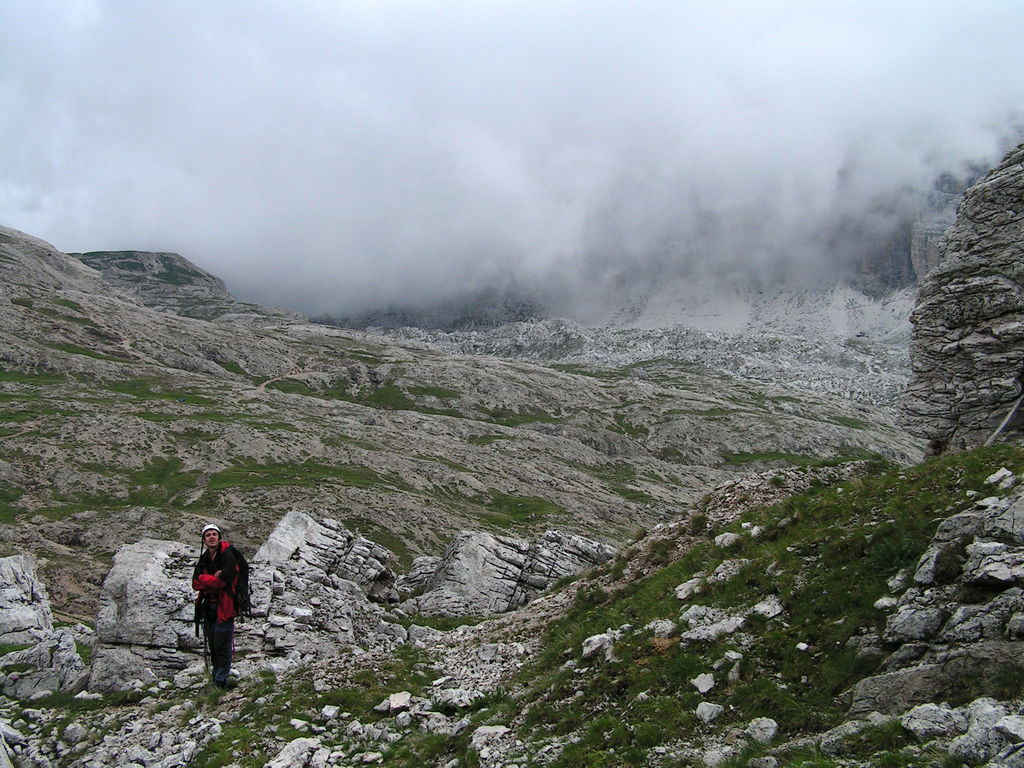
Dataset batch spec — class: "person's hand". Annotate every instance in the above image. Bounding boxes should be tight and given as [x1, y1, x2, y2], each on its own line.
[214, 570, 222, 579]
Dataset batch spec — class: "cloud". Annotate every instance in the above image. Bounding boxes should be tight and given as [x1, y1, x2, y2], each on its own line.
[1, 0, 1022, 318]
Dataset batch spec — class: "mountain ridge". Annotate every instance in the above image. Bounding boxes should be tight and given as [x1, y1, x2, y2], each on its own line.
[0, 224, 919, 623]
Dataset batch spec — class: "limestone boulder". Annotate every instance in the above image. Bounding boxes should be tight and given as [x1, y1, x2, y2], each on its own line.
[399, 529, 614, 617]
[88, 540, 200, 690]
[88, 511, 407, 691]
[0, 555, 54, 644]
[0, 629, 87, 698]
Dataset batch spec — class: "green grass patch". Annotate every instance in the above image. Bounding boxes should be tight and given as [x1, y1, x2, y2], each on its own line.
[0, 368, 68, 385]
[0, 406, 59, 436]
[0, 483, 24, 524]
[361, 383, 417, 410]
[550, 363, 629, 381]
[507, 445, 1024, 757]
[346, 349, 383, 364]
[39, 458, 201, 518]
[267, 378, 465, 417]
[0, 642, 32, 657]
[153, 258, 206, 285]
[830, 415, 871, 430]
[104, 379, 216, 405]
[343, 517, 415, 570]
[208, 461, 383, 491]
[478, 491, 564, 528]
[480, 406, 559, 427]
[46, 342, 130, 362]
[408, 385, 461, 399]
[721, 450, 855, 467]
[612, 412, 649, 439]
[218, 360, 251, 378]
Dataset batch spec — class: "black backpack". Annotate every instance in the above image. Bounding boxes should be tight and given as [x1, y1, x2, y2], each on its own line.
[226, 543, 252, 618]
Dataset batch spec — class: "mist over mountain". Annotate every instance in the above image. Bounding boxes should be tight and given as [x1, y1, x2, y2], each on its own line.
[3, 3, 1023, 324]
[324, 164, 969, 333]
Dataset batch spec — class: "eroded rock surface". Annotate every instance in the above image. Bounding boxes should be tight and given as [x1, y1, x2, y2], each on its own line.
[399, 529, 615, 617]
[903, 143, 1024, 453]
[0, 555, 53, 643]
[848, 470, 1024, 715]
[87, 511, 406, 691]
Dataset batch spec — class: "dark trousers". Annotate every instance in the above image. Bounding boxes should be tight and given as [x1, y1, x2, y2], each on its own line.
[203, 616, 234, 686]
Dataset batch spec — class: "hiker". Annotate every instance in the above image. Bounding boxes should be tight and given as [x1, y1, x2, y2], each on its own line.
[192, 523, 238, 689]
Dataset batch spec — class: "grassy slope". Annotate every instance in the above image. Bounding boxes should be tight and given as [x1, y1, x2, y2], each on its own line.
[18, 445, 1024, 768]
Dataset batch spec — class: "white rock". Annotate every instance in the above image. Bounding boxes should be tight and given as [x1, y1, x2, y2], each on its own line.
[433, 688, 485, 709]
[264, 737, 322, 768]
[387, 691, 412, 713]
[691, 673, 715, 694]
[986, 468, 1014, 486]
[702, 747, 729, 766]
[645, 619, 677, 638]
[745, 717, 778, 744]
[752, 595, 784, 619]
[0, 555, 54, 643]
[680, 615, 745, 643]
[470, 725, 510, 751]
[976, 496, 1007, 509]
[949, 698, 1008, 763]
[796, 642, 809, 652]
[675, 577, 705, 601]
[477, 644, 501, 661]
[995, 715, 1024, 743]
[901, 703, 967, 740]
[714, 533, 742, 549]
[873, 596, 898, 611]
[581, 632, 618, 661]
[695, 702, 724, 723]
[62, 722, 88, 745]
[709, 559, 751, 583]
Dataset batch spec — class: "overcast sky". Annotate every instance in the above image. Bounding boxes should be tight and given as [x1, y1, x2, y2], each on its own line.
[2, 1, 1023, 318]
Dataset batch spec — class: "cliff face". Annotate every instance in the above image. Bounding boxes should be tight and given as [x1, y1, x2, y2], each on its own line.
[902, 144, 1024, 453]
[74, 250, 305, 325]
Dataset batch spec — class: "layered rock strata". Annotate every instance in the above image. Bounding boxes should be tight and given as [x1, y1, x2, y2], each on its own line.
[87, 511, 407, 691]
[0, 555, 53, 643]
[902, 143, 1024, 454]
[84, 511, 611, 689]
[0, 555, 90, 699]
[398, 529, 615, 617]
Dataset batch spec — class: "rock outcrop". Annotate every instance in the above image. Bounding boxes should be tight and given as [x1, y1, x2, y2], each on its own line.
[0, 555, 53, 643]
[902, 143, 1024, 454]
[0, 223, 923, 625]
[399, 530, 615, 617]
[847, 469, 1024, 715]
[0, 556, 90, 699]
[74, 250, 305, 326]
[87, 511, 407, 691]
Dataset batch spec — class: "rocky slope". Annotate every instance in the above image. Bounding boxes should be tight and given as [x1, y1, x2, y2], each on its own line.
[5, 447, 1024, 768]
[387, 283, 914, 409]
[74, 250, 305, 325]
[0, 225, 919, 623]
[902, 142, 1024, 454]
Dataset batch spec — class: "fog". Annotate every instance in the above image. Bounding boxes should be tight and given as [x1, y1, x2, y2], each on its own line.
[2, 1, 1022, 320]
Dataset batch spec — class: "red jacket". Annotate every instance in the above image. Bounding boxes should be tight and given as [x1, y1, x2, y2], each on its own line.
[192, 540, 238, 623]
